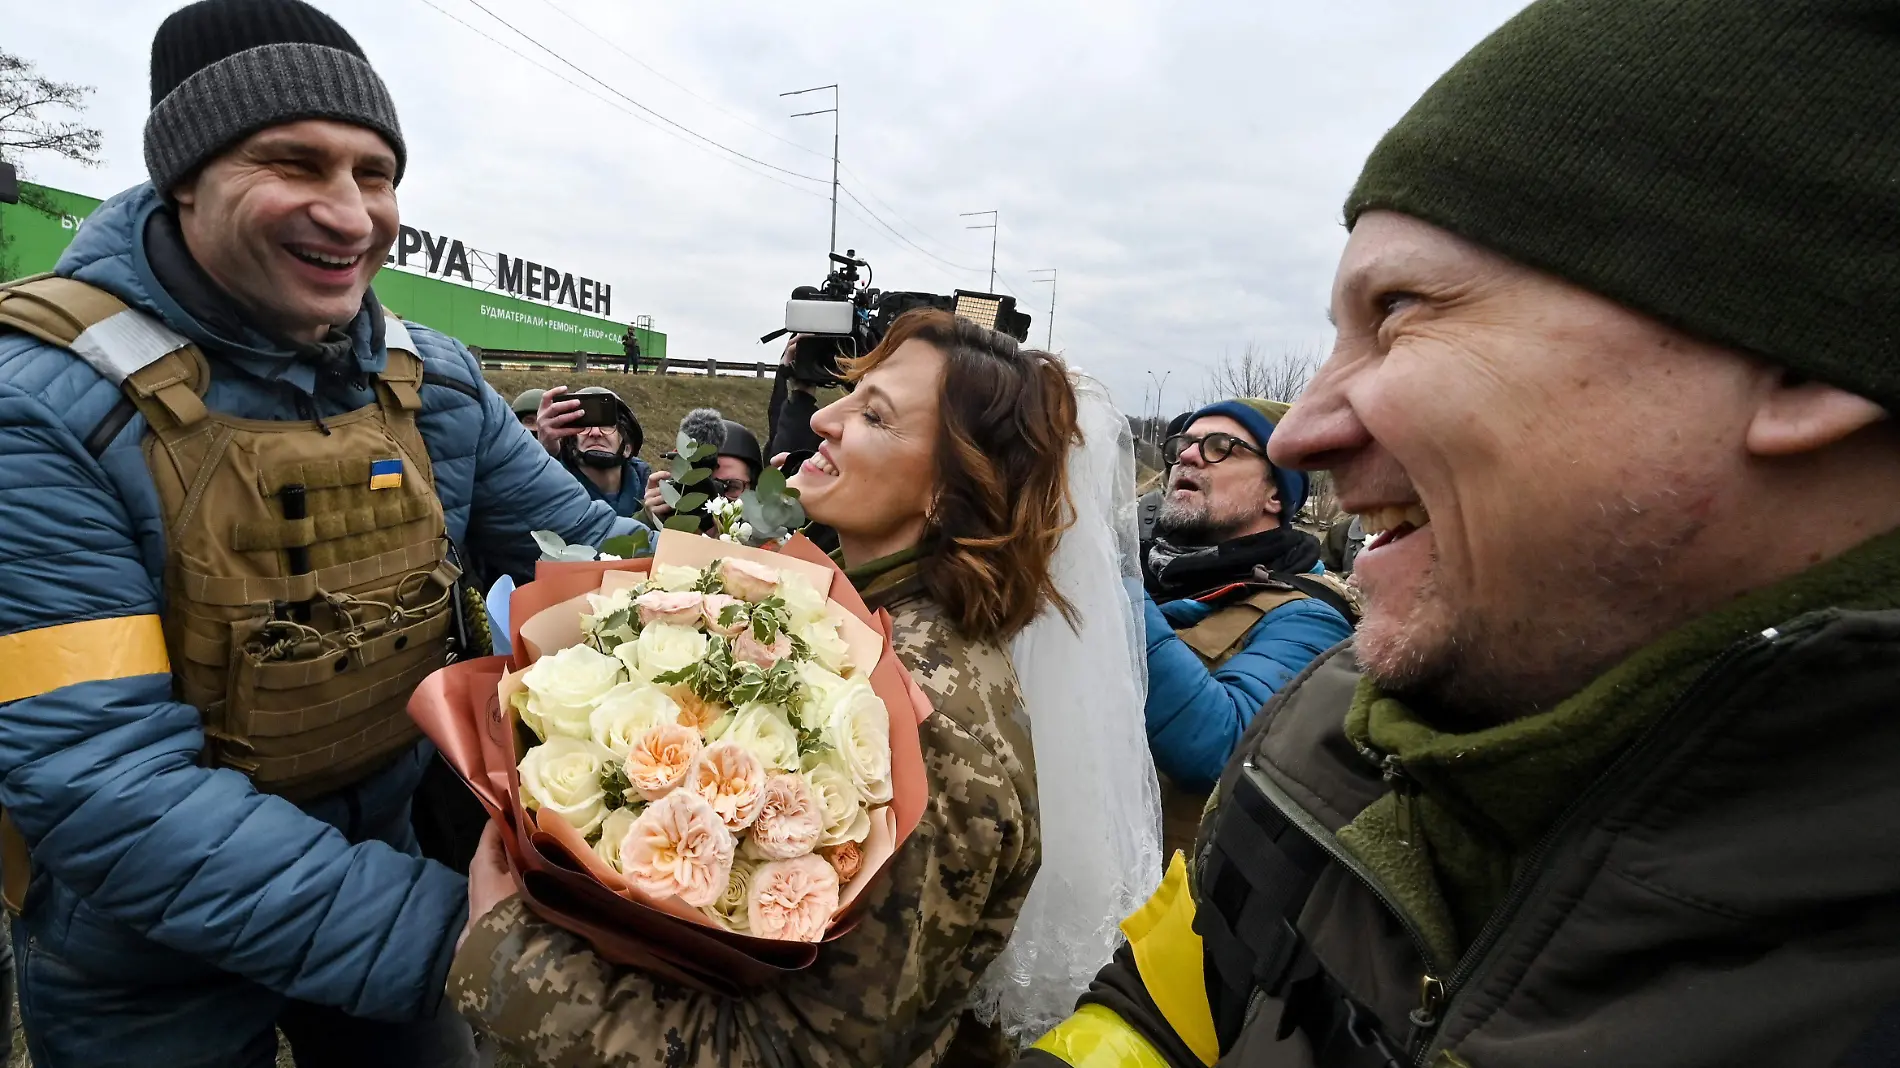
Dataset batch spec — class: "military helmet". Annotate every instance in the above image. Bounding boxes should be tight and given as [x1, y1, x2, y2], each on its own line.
[510, 388, 545, 417]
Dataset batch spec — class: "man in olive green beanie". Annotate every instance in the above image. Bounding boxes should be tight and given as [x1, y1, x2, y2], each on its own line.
[1021, 3, 1900, 1067]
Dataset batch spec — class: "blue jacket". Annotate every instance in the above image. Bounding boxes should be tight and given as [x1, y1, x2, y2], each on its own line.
[0, 184, 640, 1020]
[1144, 589, 1352, 790]
[572, 455, 653, 519]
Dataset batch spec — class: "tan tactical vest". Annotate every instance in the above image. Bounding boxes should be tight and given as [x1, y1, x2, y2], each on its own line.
[1160, 584, 1317, 862]
[0, 276, 457, 805]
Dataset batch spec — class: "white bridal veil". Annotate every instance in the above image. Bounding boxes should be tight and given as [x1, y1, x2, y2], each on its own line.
[972, 376, 1164, 1043]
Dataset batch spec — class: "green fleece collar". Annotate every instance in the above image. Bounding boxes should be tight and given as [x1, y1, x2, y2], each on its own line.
[839, 545, 924, 603]
[1338, 526, 1900, 963]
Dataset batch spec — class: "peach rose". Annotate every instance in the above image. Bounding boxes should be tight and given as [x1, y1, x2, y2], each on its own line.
[719, 558, 781, 602]
[625, 723, 702, 801]
[701, 594, 746, 638]
[822, 841, 864, 882]
[731, 630, 793, 669]
[676, 689, 727, 733]
[748, 854, 840, 943]
[636, 590, 704, 628]
[687, 740, 767, 832]
[745, 773, 824, 861]
[620, 789, 735, 908]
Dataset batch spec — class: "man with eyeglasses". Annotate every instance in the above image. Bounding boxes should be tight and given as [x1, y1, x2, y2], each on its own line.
[1141, 399, 1353, 860]
[641, 416, 764, 529]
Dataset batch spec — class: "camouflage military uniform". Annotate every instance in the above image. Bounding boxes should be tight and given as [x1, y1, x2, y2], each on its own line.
[450, 561, 1041, 1067]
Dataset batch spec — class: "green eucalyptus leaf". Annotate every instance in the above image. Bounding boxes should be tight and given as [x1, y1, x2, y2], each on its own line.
[660, 481, 683, 508]
[678, 467, 711, 486]
[599, 532, 653, 559]
[757, 466, 787, 495]
[665, 514, 703, 533]
[531, 529, 572, 560]
[675, 492, 709, 514]
[676, 430, 696, 457]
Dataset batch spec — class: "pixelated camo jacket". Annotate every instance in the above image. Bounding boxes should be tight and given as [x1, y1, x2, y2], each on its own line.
[450, 568, 1041, 1067]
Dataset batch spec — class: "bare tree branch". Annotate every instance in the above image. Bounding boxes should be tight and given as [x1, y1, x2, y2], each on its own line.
[0, 48, 105, 174]
[1195, 341, 1321, 407]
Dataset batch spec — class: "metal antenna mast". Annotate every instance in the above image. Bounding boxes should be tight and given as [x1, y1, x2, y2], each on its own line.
[1030, 268, 1057, 349]
[782, 84, 840, 252]
[960, 210, 998, 291]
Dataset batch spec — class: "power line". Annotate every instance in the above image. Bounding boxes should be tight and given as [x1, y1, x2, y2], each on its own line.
[837, 161, 970, 259]
[529, 0, 833, 161]
[839, 185, 985, 275]
[471, 0, 1010, 284]
[451, 0, 829, 185]
[418, 0, 828, 200]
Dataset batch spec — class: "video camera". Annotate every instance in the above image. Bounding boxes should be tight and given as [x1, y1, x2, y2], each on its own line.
[760, 249, 1032, 388]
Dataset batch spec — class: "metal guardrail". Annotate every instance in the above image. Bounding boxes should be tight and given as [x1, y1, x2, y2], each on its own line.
[473, 348, 776, 378]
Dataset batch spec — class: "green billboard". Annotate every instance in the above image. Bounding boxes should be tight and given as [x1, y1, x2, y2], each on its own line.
[0, 181, 662, 359]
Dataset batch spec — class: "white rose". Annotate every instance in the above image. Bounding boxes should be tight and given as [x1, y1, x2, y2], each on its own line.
[593, 805, 641, 871]
[589, 682, 685, 754]
[792, 660, 849, 727]
[797, 618, 852, 675]
[776, 572, 829, 631]
[581, 586, 635, 627]
[721, 702, 802, 773]
[647, 564, 703, 593]
[520, 644, 625, 741]
[618, 623, 709, 684]
[802, 751, 871, 847]
[519, 735, 620, 836]
[821, 678, 893, 805]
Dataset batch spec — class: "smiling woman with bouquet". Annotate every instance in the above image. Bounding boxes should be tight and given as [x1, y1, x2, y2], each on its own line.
[449, 309, 1161, 1066]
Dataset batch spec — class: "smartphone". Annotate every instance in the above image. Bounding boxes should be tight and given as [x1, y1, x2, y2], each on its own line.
[573, 393, 620, 428]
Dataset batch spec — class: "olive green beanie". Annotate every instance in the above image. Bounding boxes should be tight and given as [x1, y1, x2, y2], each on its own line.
[1346, 0, 1900, 412]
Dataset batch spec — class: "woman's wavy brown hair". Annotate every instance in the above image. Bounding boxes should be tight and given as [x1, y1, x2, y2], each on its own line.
[843, 308, 1080, 644]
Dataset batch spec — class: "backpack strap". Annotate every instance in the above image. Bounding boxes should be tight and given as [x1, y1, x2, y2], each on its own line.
[376, 317, 424, 411]
[0, 275, 194, 385]
[0, 275, 211, 432]
[1267, 570, 1362, 627]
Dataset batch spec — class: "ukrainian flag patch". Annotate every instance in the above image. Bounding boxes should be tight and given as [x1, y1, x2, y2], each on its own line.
[368, 458, 404, 491]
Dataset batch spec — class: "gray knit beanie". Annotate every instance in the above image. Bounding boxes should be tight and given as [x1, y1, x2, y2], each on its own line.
[144, 0, 405, 195]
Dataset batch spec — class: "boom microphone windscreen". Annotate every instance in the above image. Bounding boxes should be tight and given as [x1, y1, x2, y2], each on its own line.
[679, 408, 729, 450]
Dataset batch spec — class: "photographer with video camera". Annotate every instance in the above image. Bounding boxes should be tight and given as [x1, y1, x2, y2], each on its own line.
[535, 384, 652, 518]
[761, 249, 1034, 481]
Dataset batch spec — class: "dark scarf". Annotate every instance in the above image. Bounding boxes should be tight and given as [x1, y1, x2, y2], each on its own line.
[1143, 525, 1322, 602]
[143, 208, 367, 387]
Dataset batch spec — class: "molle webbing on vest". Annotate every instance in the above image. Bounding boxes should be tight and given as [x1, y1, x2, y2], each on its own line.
[123, 341, 453, 802]
[0, 275, 456, 803]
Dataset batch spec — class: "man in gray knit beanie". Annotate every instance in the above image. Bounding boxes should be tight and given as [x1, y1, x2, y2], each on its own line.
[134, 0, 406, 348]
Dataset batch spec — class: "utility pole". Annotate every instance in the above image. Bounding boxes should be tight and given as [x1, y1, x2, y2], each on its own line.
[782, 84, 840, 252]
[1147, 369, 1172, 451]
[1029, 268, 1057, 349]
[960, 210, 998, 291]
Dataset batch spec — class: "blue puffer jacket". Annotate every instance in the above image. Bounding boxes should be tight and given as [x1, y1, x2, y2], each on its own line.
[1144, 590, 1352, 790]
[0, 184, 640, 1020]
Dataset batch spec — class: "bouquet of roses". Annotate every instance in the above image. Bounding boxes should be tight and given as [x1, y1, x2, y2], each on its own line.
[410, 530, 930, 987]
[517, 551, 892, 940]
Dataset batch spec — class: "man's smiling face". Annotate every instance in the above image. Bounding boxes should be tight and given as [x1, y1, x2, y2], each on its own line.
[1271, 211, 1769, 721]
[174, 119, 398, 343]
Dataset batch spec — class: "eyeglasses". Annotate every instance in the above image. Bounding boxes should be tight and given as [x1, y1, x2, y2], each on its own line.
[1163, 432, 1265, 466]
[707, 477, 751, 498]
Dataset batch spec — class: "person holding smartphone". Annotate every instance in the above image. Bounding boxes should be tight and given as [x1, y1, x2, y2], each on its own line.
[536, 385, 652, 518]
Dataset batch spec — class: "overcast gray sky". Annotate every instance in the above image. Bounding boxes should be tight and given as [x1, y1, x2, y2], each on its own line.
[9, 0, 1525, 415]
